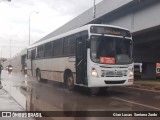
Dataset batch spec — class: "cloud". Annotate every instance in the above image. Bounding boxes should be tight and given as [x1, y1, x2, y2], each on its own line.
[0, 0, 103, 58]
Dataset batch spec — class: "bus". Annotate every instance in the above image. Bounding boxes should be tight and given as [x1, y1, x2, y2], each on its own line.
[27, 24, 134, 90]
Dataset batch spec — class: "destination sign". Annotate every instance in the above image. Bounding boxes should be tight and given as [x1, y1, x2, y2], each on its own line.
[100, 57, 115, 64]
[90, 26, 131, 37]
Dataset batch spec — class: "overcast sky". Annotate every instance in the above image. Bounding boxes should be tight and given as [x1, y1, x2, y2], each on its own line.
[0, 0, 102, 58]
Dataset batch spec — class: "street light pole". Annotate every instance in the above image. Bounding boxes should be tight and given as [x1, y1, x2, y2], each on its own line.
[29, 11, 39, 46]
[93, 0, 96, 19]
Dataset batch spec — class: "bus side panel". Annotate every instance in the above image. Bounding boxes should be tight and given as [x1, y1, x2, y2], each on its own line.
[33, 57, 76, 83]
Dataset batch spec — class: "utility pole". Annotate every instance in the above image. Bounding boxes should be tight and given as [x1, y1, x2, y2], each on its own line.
[29, 11, 39, 46]
[0, 0, 11, 2]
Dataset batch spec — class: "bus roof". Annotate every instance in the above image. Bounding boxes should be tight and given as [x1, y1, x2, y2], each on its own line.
[28, 24, 130, 49]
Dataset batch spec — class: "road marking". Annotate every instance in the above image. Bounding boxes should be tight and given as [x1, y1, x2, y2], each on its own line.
[127, 86, 160, 93]
[112, 97, 160, 111]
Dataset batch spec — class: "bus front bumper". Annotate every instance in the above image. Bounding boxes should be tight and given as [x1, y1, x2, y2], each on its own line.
[88, 77, 134, 87]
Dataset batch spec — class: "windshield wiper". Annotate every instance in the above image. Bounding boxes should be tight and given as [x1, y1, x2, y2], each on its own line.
[77, 59, 83, 67]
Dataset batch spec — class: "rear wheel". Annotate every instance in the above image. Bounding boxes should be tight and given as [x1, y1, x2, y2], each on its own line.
[36, 69, 41, 82]
[64, 72, 74, 90]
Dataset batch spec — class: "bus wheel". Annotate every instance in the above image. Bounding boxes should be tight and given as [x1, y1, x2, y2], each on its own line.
[36, 70, 41, 82]
[66, 73, 74, 90]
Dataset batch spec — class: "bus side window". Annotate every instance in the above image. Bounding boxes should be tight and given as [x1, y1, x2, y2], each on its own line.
[53, 39, 63, 57]
[37, 45, 44, 58]
[44, 42, 52, 57]
[69, 35, 76, 55]
[63, 38, 69, 56]
[63, 35, 76, 56]
[31, 49, 36, 60]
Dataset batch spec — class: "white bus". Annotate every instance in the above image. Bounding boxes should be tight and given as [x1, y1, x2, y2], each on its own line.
[27, 24, 134, 90]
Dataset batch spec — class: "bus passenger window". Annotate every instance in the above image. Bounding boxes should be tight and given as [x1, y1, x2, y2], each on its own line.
[37, 45, 44, 58]
[63, 36, 76, 56]
[53, 39, 63, 57]
[31, 49, 36, 60]
[69, 36, 76, 55]
[63, 38, 69, 55]
[45, 42, 52, 57]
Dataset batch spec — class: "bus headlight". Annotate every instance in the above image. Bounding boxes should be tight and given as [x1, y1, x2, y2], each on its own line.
[91, 68, 98, 77]
[130, 68, 134, 77]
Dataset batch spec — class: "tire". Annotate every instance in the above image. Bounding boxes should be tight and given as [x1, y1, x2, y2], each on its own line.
[65, 73, 74, 90]
[36, 70, 41, 82]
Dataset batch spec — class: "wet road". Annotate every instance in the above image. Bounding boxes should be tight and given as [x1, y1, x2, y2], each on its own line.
[0, 71, 34, 120]
[1, 71, 160, 120]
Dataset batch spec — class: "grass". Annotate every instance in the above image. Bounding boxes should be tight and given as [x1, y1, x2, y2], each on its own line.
[134, 80, 160, 86]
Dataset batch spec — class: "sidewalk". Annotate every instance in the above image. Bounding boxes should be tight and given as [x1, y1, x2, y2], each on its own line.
[0, 86, 24, 111]
[0, 87, 35, 120]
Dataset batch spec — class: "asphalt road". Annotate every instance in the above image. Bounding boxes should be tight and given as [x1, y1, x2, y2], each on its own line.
[1, 71, 160, 120]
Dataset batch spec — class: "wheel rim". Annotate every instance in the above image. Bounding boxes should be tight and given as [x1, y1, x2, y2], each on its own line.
[37, 71, 41, 81]
[37, 75, 40, 81]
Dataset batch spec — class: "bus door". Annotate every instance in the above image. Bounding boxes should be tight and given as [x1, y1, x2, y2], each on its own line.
[28, 48, 36, 76]
[76, 36, 87, 85]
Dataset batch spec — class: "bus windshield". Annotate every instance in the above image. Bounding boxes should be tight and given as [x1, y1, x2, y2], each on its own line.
[90, 35, 132, 64]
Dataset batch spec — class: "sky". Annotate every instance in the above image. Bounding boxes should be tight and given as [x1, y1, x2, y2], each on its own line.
[0, 0, 102, 58]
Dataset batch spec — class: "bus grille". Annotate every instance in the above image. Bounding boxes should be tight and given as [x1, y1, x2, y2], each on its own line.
[105, 80, 126, 84]
[101, 70, 127, 77]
